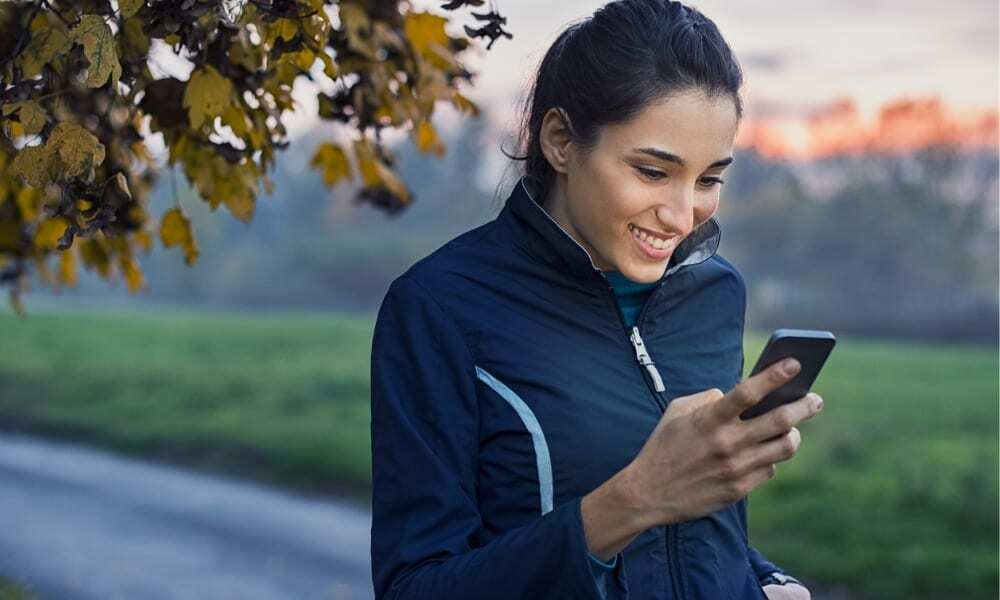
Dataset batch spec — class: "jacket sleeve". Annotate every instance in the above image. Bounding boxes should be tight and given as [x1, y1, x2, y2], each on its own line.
[739, 496, 793, 582]
[737, 348, 795, 584]
[370, 274, 626, 600]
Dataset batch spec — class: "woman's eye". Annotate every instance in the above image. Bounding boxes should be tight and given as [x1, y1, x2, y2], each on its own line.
[635, 167, 725, 188]
[636, 167, 665, 180]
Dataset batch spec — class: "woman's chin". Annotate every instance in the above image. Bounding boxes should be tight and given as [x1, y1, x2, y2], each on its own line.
[617, 262, 668, 284]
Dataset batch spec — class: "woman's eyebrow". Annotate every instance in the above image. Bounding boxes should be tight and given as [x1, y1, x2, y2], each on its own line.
[633, 146, 734, 169]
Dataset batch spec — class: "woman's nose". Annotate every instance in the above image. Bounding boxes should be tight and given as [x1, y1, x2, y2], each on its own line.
[655, 199, 695, 237]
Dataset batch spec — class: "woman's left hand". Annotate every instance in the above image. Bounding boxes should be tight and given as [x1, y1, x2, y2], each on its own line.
[763, 582, 811, 600]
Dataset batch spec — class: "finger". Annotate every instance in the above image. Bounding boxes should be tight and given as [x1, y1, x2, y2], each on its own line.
[742, 393, 823, 443]
[712, 358, 801, 424]
[737, 462, 780, 499]
[748, 427, 803, 472]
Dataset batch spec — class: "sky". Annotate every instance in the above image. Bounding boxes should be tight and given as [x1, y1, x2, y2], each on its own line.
[146, 1, 998, 165]
[283, 0, 999, 161]
[444, 0, 998, 115]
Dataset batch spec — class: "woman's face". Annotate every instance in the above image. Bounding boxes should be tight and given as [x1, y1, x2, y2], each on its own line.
[540, 88, 739, 283]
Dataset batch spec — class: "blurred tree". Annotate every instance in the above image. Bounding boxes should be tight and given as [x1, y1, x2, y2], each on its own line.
[0, 0, 510, 314]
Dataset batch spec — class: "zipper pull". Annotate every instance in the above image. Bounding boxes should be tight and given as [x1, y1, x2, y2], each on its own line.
[629, 326, 666, 392]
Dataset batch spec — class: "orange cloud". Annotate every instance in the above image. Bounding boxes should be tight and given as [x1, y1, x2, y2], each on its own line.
[736, 96, 999, 159]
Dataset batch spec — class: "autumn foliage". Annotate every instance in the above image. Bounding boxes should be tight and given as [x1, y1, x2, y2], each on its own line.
[0, 0, 511, 314]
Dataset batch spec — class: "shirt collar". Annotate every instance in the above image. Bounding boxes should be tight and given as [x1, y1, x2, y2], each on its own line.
[500, 174, 722, 284]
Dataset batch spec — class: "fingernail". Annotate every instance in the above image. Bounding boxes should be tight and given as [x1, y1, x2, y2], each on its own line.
[812, 394, 824, 411]
[780, 358, 800, 376]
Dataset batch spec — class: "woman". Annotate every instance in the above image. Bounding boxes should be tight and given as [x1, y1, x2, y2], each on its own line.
[369, 1, 823, 598]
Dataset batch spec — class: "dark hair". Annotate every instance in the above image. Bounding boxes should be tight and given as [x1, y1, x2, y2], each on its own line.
[498, 0, 744, 202]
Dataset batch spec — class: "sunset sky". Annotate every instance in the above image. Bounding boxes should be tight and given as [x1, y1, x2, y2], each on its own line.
[412, 0, 1000, 161]
[146, 1, 998, 163]
[276, 0, 999, 164]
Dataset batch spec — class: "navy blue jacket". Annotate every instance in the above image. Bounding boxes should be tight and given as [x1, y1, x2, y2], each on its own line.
[370, 175, 792, 599]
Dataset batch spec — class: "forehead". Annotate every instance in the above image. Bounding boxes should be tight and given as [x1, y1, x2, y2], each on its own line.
[597, 89, 739, 167]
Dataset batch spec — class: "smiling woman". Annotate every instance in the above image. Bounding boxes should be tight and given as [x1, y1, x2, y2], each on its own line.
[535, 89, 739, 280]
[370, 1, 816, 599]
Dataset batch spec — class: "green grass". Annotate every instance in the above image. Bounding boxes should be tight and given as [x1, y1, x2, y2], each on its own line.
[0, 309, 996, 599]
[742, 331, 998, 599]
[0, 308, 376, 503]
[0, 576, 39, 600]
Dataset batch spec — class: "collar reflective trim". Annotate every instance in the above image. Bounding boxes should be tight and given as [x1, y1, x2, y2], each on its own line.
[510, 174, 722, 282]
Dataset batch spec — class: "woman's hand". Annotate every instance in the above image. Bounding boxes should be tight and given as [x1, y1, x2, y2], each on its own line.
[764, 582, 811, 600]
[621, 357, 825, 526]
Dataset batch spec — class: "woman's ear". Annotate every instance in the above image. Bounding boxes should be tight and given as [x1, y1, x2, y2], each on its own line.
[539, 107, 576, 175]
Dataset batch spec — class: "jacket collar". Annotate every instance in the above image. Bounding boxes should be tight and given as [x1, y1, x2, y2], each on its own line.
[501, 174, 722, 284]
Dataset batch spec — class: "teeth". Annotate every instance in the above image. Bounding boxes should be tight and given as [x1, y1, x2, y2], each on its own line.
[630, 224, 669, 249]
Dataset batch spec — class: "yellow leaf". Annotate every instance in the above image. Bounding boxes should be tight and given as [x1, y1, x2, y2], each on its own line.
[4, 119, 24, 139]
[133, 230, 152, 252]
[119, 0, 144, 18]
[0, 222, 21, 250]
[59, 246, 78, 287]
[316, 49, 338, 79]
[183, 66, 234, 128]
[46, 122, 106, 179]
[339, 3, 377, 58]
[352, 138, 411, 205]
[6, 101, 47, 135]
[310, 142, 352, 186]
[122, 16, 151, 57]
[21, 101, 47, 135]
[375, 161, 410, 205]
[221, 105, 249, 137]
[17, 26, 71, 79]
[404, 12, 449, 58]
[159, 207, 199, 265]
[10, 145, 54, 188]
[120, 254, 145, 293]
[451, 92, 480, 116]
[293, 48, 316, 70]
[415, 120, 445, 156]
[34, 217, 69, 250]
[277, 18, 297, 42]
[353, 138, 381, 187]
[15, 187, 41, 220]
[71, 15, 122, 88]
[223, 189, 255, 221]
[79, 238, 111, 277]
[34, 252, 55, 285]
[229, 36, 260, 71]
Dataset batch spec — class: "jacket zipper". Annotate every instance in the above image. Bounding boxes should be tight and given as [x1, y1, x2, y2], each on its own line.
[598, 271, 684, 600]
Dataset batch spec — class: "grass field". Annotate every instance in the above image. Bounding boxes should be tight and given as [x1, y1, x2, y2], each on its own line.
[0, 576, 38, 600]
[0, 309, 996, 599]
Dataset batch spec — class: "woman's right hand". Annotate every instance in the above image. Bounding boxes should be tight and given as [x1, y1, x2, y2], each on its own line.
[623, 357, 825, 527]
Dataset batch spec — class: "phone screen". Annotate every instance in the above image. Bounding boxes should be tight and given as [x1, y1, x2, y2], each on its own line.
[739, 329, 836, 421]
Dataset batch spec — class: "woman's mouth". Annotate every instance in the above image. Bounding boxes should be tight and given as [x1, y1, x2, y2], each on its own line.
[628, 223, 675, 261]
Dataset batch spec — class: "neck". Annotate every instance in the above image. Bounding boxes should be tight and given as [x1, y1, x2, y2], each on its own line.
[544, 175, 613, 271]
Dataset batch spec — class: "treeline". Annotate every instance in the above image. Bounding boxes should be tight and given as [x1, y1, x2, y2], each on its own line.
[27, 112, 999, 344]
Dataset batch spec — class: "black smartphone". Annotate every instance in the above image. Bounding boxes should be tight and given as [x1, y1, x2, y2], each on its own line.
[738, 329, 836, 421]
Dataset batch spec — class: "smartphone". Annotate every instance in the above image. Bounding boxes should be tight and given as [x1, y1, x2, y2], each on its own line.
[738, 329, 836, 421]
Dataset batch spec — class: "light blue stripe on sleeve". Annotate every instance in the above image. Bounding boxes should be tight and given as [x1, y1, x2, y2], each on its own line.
[475, 366, 554, 515]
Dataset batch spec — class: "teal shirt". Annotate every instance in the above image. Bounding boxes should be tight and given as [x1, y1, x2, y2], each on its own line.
[603, 269, 661, 327]
[586, 269, 659, 578]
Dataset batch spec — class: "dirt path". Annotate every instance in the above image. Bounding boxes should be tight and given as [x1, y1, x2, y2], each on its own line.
[0, 432, 374, 600]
